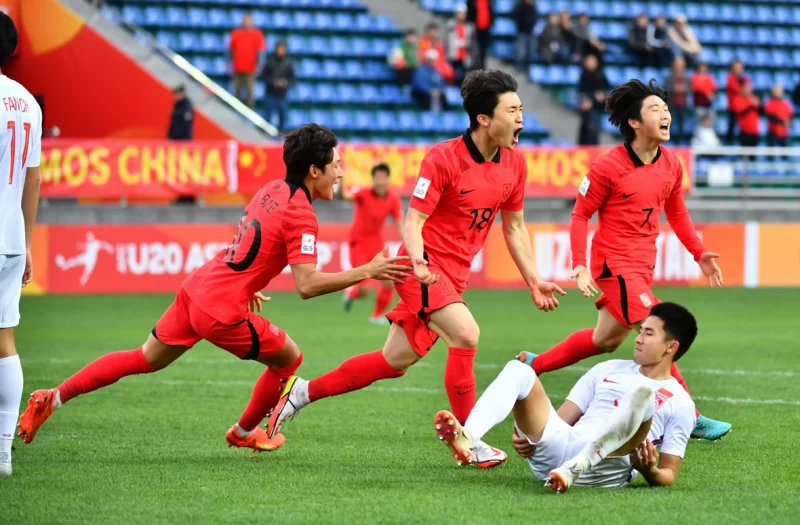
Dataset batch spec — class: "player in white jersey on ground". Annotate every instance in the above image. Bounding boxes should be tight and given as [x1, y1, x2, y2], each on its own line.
[433, 302, 697, 492]
[0, 13, 43, 476]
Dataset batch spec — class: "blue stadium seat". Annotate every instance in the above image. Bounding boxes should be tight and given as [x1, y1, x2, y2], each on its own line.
[207, 9, 229, 29]
[375, 110, 396, 132]
[100, 5, 120, 24]
[251, 11, 270, 28]
[495, 0, 514, 15]
[353, 111, 373, 131]
[443, 86, 461, 107]
[372, 15, 397, 34]
[121, 5, 144, 25]
[143, 6, 165, 26]
[155, 31, 178, 50]
[212, 57, 228, 76]
[193, 56, 213, 75]
[289, 83, 314, 103]
[297, 58, 320, 79]
[272, 11, 292, 30]
[322, 60, 340, 79]
[178, 32, 200, 52]
[293, 11, 314, 30]
[187, 8, 207, 28]
[330, 36, 349, 56]
[331, 109, 352, 130]
[334, 13, 353, 31]
[200, 32, 223, 52]
[492, 18, 516, 38]
[309, 36, 330, 56]
[396, 111, 417, 131]
[287, 110, 308, 130]
[314, 12, 334, 31]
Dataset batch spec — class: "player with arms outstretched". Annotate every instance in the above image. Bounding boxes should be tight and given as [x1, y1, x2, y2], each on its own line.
[0, 13, 42, 476]
[339, 162, 404, 325]
[518, 79, 730, 440]
[266, 70, 566, 467]
[18, 125, 411, 451]
[436, 302, 697, 492]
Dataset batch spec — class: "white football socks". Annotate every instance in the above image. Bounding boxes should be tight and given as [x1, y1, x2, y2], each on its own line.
[464, 360, 536, 444]
[0, 354, 23, 465]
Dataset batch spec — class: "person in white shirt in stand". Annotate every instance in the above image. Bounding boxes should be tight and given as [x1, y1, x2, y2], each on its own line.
[0, 12, 43, 477]
[433, 302, 697, 492]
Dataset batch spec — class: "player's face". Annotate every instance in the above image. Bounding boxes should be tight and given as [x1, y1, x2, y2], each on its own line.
[314, 147, 343, 201]
[488, 92, 524, 149]
[634, 316, 677, 365]
[635, 95, 671, 143]
[372, 170, 390, 196]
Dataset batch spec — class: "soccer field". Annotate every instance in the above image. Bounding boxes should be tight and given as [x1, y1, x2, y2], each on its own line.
[3, 288, 799, 524]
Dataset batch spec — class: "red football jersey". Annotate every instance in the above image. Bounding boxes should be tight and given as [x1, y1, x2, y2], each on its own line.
[401, 131, 527, 290]
[349, 188, 402, 245]
[183, 180, 318, 324]
[571, 143, 705, 278]
[765, 98, 794, 138]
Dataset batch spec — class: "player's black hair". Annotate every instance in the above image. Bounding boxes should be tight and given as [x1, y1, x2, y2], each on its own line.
[649, 302, 697, 362]
[371, 162, 390, 178]
[0, 12, 18, 68]
[461, 69, 518, 130]
[605, 79, 668, 142]
[283, 124, 338, 186]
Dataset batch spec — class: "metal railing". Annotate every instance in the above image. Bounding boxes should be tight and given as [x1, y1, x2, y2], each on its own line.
[691, 145, 800, 199]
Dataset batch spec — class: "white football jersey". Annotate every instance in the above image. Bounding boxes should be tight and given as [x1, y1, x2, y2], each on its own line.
[0, 75, 42, 255]
[567, 360, 696, 486]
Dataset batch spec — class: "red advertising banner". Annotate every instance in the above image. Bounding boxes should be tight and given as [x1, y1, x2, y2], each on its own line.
[37, 222, 739, 295]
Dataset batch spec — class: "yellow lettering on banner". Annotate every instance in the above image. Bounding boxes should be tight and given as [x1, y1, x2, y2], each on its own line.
[40, 148, 62, 184]
[549, 150, 572, 187]
[204, 149, 225, 186]
[63, 147, 88, 186]
[119, 147, 139, 184]
[89, 148, 110, 185]
[167, 147, 177, 184]
[525, 151, 548, 185]
[381, 148, 404, 188]
[404, 148, 426, 184]
[141, 147, 165, 184]
[179, 148, 201, 184]
[342, 146, 373, 187]
[572, 150, 589, 185]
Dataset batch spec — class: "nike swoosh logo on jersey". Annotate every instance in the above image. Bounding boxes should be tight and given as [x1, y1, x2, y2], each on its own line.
[622, 193, 637, 198]
[460, 189, 476, 195]
[603, 377, 619, 384]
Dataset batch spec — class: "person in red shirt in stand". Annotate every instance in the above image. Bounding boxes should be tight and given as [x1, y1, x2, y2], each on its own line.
[764, 84, 794, 148]
[725, 59, 750, 143]
[17, 125, 412, 452]
[468, 0, 494, 70]
[340, 162, 404, 325]
[265, 70, 566, 467]
[516, 79, 732, 441]
[731, 82, 761, 149]
[229, 12, 266, 108]
[690, 62, 717, 121]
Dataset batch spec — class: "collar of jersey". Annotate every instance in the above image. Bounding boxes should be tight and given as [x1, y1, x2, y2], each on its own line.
[624, 142, 661, 168]
[463, 129, 501, 164]
[284, 180, 312, 202]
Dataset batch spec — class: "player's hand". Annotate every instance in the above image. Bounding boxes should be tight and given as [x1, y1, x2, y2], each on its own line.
[530, 281, 566, 312]
[512, 428, 536, 458]
[571, 265, 598, 298]
[248, 292, 270, 313]
[412, 255, 438, 285]
[21, 248, 33, 288]
[698, 252, 723, 287]
[629, 439, 658, 473]
[368, 247, 413, 284]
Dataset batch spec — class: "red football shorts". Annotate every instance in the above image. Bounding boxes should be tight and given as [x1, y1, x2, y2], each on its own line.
[349, 240, 383, 268]
[386, 268, 465, 357]
[153, 288, 287, 360]
[595, 273, 660, 328]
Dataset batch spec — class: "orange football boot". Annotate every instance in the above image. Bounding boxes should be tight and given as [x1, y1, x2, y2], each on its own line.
[225, 425, 285, 452]
[18, 389, 56, 444]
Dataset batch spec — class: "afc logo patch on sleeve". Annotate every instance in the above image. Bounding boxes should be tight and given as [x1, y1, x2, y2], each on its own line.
[301, 233, 315, 255]
[413, 177, 431, 199]
[578, 176, 590, 196]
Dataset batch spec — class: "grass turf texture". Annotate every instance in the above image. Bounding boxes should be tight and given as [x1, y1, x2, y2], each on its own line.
[3, 288, 799, 524]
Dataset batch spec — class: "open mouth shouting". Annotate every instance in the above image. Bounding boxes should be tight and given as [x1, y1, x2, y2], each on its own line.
[512, 127, 523, 145]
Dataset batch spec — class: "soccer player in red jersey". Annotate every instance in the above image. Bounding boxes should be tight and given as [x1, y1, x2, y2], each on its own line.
[339, 162, 404, 325]
[516, 80, 731, 441]
[266, 70, 566, 467]
[17, 125, 412, 451]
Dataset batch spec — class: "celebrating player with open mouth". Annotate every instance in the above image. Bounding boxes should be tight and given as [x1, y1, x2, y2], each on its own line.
[518, 79, 731, 440]
[266, 70, 566, 467]
[18, 124, 412, 452]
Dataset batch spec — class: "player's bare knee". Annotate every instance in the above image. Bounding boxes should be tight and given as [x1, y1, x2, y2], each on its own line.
[382, 348, 417, 372]
[592, 332, 624, 353]
[450, 324, 480, 349]
[142, 334, 187, 371]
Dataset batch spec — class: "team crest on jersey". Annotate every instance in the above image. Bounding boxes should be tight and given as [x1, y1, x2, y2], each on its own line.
[662, 182, 671, 200]
[501, 183, 513, 202]
[301, 233, 316, 255]
[654, 388, 673, 410]
[640, 293, 653, 307]
[440, 279, 456, 296]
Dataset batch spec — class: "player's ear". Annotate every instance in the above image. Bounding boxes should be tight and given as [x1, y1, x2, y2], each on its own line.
[476, 114, 491, 128]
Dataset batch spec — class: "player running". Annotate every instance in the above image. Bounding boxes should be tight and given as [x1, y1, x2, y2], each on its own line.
[436, 302, 697, 492]
[266, 70, 566, 467]
[517, 79, 731, 441]
[17, 125, 412, 452]
[0, 13, 42, 476]
[339, 162, 404, 325]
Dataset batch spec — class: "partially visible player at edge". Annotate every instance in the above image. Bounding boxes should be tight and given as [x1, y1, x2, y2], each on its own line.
[18, 125, 412, 451]
[517, 79, 731, 440]
[0, 13, 43, 477]
[266, 70, 567, 467]
[339, 162, 404, 325]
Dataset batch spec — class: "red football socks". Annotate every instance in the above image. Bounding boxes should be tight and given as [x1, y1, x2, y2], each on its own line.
[372, 287, 394, 318]
[238, 353, 304, 432]
[445, 346, 477, 424]
[57, 347, 155, 404]
[307, 349, 404, 402]
[346, 285, 362, 300]
[532, 328, 602, 375]
[670, 362, 701, 417]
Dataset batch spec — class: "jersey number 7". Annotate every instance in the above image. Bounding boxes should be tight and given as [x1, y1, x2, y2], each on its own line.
[224, 212, 262, 271]
[6, 121, 31, 185]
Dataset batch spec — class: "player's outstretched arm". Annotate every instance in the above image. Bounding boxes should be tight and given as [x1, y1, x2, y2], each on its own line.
[336, 177, 354, 201]
[404, 208, 437, 285]
[21, 166, 41, 287]
[570, 167, 609, 293]
[629, 441, 681, 487]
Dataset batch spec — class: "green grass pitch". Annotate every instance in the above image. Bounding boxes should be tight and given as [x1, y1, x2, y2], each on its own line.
[2, 288, 799, 524]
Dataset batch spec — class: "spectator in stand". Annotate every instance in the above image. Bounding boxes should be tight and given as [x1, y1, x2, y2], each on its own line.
[731, 82, 761, 150]
[692, 114, 721, 147]
[388, 29, 419, 85]
[411, 49, 446, 112]
[419, 22, 455, 84]
[559, 10, 578, 60]
[539, 12, 569, 64]
[667, 14, 701, 69]
[691, 62, 717, 122]
[792, 82, 800, 108]
[628, 14, 655, 67]
[576, 54, 609, 145]
[573, 12, 605, 61]
[228, 13, 266, 109]
[445, 4, 474, 84]
[512, 0, 538, 70]
[467, 0, 493, 70]
[168, 85, 193, 141]
[726, 59, 750, 143]
[664, 56, 689, 144]
[764, 84, 794, 147]
[262, 40, 295, 133]
[647, 15, 672, 68]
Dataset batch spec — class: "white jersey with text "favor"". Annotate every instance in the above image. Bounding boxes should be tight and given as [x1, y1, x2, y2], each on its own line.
[567, 360, 696, 486]
[0, 76, 42, 255]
